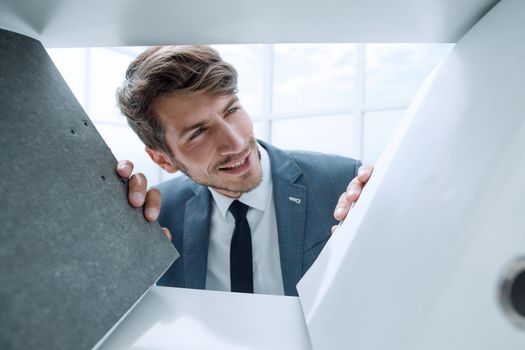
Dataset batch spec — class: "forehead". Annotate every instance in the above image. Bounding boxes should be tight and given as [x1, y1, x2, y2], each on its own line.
[152, 93, 235, 132]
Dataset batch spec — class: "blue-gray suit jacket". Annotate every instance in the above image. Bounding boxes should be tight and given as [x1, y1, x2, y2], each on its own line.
[156, 140, 361, 296]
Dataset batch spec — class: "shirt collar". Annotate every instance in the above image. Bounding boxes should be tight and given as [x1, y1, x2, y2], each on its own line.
[209, 144, 272, 219]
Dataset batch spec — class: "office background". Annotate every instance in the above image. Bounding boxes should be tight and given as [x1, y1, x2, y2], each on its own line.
[47, 44, 453, 186]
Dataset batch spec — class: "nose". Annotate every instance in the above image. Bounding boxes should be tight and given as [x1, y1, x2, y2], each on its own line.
[216, 120, 244, 155]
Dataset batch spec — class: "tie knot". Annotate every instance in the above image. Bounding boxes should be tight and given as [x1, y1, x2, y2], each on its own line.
[229, 200, 249, 222]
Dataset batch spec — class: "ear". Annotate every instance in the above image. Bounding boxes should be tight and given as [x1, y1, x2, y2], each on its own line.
[146, 147, 179, 173]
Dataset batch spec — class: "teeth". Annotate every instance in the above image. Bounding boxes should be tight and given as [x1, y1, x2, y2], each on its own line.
[221, 157, 246, 170]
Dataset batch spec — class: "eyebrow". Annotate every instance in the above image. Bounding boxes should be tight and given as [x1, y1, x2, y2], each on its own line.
[179, 96, 240, 139]
[222, 96, 239, 114]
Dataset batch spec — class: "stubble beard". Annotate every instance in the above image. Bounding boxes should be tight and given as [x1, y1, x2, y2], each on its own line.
[170, 138, 263, 194]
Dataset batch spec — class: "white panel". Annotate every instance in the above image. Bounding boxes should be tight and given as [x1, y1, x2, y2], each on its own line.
[298, 1, 525, 349]
[0, 0, 497, 47]
[99, 286, 311, 350]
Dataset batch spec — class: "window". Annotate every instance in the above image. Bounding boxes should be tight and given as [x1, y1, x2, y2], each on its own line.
[48, 43, 453, 186]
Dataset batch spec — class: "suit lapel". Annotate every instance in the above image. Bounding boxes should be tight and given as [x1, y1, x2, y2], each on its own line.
[260, 141, 307, 296]
[183, 184, 212, 289]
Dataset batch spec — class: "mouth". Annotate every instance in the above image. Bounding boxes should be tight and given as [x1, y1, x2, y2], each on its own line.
[217, 153, 251, 174]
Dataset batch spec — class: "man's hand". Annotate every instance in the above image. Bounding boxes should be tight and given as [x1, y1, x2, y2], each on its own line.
[117, 160, 172, 241]
[331, 164, 374, 233]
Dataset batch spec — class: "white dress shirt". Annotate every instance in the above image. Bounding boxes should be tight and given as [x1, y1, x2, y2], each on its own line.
[206, 146, 284, 295]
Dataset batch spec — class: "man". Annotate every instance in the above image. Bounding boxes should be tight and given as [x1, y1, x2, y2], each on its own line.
[116, 45, 372, 296]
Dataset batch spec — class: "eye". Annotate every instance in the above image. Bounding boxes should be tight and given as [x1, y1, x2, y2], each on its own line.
[227, 106, 241, 115]
[189, 128, 204, 140]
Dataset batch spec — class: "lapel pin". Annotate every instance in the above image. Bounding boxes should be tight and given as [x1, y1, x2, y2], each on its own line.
[288, 197, 301, 204]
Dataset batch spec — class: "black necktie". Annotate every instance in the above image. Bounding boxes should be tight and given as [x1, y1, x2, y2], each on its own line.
[229, 200, 253, 293]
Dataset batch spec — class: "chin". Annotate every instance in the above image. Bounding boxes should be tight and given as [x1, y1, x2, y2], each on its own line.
[218, 165, 263, 194]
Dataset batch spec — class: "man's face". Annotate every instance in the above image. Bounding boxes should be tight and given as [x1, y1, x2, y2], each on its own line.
[149, 93, 262, 198]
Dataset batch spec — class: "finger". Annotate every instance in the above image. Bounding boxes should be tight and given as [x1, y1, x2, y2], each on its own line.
[346, 177, 360, 191]
[357, 164, 374, 183]
[128, 172, 147, 207]
[345, 179, 363, 202]
[162, 227, 173, 241]
[331, 225, 338, 234]
[334, 192, 350, 221]
[144, 188, 161, 221]
[117, 160, 134, 178]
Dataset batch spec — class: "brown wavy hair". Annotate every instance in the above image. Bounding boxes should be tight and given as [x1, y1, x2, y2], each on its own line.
[116, 46, 238, 155]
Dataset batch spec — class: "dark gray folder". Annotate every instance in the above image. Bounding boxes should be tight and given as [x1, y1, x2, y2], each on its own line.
[0, 29, 178, 350]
